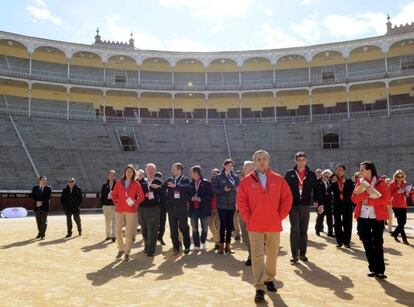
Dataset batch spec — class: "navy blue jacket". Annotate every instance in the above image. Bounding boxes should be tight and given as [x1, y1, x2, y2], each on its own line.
[189, 178, 212, 217]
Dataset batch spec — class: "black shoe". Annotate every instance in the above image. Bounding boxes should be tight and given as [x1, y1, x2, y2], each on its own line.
[316, 230, 320, 236]
[158, 239, 166, 246]
[78, 230, 82, 236]
[116, 251, 124, 259]
[336, 243, 343, 248]
[290, 256, 299, 265]
[36, 234, 41, 239]
[184, 248, 190, 255]
[245, 259, 252, 266]
[264, 281, 277, 292]
[234, 235, 241, 241]
[144, 247, 148, 254]
[344, 244, 351, 249]
[403, 240, 410, 245]
[137, 228, 141, 232]
[393, 236, 401, 243]
[147, 252, 154, 257]
[214, 243, 220, 250]
[367, 272, 376, 277]
[105, 237, 111, 241]
[299, 255, 308, 262]
[254, 290, 265, 303]
[65, 233, 72, 238]
[40, 236, 45, 240]
[111, 237, 116, 242]
[327, 233, 335, 238]
[124, 254, 129, 262]
[375, 273, 387, 279]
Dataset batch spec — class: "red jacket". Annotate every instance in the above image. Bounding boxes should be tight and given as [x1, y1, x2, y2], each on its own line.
[351, 178, 390, 221]
[389, 181, 407, 208]
[112, 180, 145, 213]
[237, 169, 293, 232]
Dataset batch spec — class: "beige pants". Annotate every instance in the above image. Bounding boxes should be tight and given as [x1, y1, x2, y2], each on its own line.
[115, 212, 136, 255]
[387, 206, 393, 232]
[249, 232, 280, 290]
[102, 205, 115, 238]
[209, 209, 220, 243]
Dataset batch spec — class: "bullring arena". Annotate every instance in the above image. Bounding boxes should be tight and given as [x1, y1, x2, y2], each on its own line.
[1, 3, 414, 306]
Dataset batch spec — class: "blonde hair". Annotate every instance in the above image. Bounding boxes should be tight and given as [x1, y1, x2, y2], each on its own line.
[393, 169, 406, 182]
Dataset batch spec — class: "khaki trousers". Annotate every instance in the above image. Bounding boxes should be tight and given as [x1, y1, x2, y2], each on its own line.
[115, 212, 136, 255]
[249, 232, 280, 290]
[233, 210, 241, 236]
[209, 209, 220, 243]
[102, 205, 115, 238]
[387, 206, 393, 233]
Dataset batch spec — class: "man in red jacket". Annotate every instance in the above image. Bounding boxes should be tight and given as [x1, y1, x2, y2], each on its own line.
[237, 150, 293, 303]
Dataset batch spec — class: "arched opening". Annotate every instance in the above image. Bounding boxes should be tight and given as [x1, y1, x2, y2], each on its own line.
[322, 133, 339, 149]
[120, 136, 135, 151]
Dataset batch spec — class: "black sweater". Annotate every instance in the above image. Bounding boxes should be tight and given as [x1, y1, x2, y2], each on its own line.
[285, 166, 322, 206]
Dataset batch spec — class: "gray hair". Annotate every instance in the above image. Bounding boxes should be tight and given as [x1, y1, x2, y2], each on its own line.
[252, 150, 270, 161]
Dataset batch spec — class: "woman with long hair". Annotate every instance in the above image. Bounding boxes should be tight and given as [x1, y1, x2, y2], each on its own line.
[352, 161, 390, 279]
[389, 170, 410, 245]
[112, 164, 145, 261]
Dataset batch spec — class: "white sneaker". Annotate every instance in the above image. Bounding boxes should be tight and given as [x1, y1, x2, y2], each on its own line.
[200, 243, 206, 250]
[193, 245, 201, 251]
[190, 244, 195, 251]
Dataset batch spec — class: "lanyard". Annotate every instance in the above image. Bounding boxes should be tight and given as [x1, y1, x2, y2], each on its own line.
[227, 174, 235, 186]
[174, 175, 183, 186]
[295, 170, 306, 186]
[338, 177, 345, 200]
[194, 179, 201, 192]
[146, 177, 154, 190]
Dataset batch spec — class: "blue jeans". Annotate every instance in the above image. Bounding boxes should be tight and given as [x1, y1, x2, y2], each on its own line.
[191, 209, 209, 247]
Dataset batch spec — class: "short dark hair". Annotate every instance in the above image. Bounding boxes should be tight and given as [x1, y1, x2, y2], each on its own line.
[336, 164, 346, 170]
[223, 159, 234, 166]
[360, 161, 378, 178]
[173, 162, 184, 172]
[155, 171, 163, 178]
[295, 152, 307, 160]
[191, 165, 202, 177]
[38, 176, 47, 183]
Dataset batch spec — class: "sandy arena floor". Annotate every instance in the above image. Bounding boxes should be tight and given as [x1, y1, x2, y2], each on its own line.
[0, 212, 413, 307]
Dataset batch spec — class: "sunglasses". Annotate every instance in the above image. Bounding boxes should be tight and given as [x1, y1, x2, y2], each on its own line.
[68, 180, 74, 183]
[396, 176, 404, 179]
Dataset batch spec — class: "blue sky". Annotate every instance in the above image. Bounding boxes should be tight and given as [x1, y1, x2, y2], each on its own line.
[1, 0, 414, 51]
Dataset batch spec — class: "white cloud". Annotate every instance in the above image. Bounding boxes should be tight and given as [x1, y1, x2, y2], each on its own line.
[26, 0, 62, 25]
[258, 23, 304, 49]
[292, 17, 320, 43]
[391, 1, 414, 26]
[104, 14, 215, 51]
[323, 12, 386, 38]
[159, 0, 257, 18]
[211, 23, 223, 33]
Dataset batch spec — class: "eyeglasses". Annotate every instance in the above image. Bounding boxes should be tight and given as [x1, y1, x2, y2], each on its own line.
[396, 176, 404, 179]
[68, 180, 74, 183]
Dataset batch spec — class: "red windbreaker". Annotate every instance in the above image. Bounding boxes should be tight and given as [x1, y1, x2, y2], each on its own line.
[389, 181, 408, 209]
[112, 180, 145, 213]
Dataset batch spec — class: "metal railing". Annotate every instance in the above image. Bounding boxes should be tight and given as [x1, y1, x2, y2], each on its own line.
[1, 63, 413, 91]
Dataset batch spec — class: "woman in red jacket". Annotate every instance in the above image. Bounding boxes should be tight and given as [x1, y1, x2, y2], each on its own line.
[112, 164, 145, 261]
[389, 170, 410, 245]
[352, 161, 390, 279]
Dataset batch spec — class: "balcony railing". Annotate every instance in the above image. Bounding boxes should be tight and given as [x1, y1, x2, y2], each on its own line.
[0, 63, 413, 92]
[1, 101, 413, 125]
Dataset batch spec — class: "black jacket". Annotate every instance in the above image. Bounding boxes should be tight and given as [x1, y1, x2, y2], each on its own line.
[189, 178, 212, 217]
[285, 166, 322, 206]
[101, 180, 116, 206]
[31, 185, 52, 212]
[328, 178, 355, 211]
[162, 175, 191, 210]
[319, 179, 332, 209]
[138, 178, 163, 208]
[211, 171, 239, 210]
[60, 185, 83, 213]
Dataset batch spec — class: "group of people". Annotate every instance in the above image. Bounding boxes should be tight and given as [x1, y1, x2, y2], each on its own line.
[31, 150, 413, 303]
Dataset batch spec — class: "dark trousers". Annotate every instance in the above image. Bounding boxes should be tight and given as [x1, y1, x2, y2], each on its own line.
[157, 205, 167, 241]
[323, 204, 334, 234]
[289, 206, 310, 257]
[392, 208, 407, 242]
[168, 207, 191, 251]
[139, 206, 161, 254]
[357, 218, 385, 274]
[333, 205, 353, 245]
[66, 211, 81, 234]
[35, 210, 48, 237]
[190, 209, 209, 247]
[218, 208, 235, 243]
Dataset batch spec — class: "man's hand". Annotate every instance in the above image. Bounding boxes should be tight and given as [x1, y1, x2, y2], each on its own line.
[224, 186, 232, 192]
[167, 182, 176, 188]
[317, 205, 324, 214]
[151, 184, 161, 189]
[313, 202, 318, 208]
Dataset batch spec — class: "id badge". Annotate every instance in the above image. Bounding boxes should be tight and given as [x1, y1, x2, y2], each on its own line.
[126, 197, 135, 206]
[299, 188, 303, 197]
[174, 191, 180, 199]
[148, 191, 154, 200]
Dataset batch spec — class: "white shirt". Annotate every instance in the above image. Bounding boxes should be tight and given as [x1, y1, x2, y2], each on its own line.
[257, 172, 267, 189]
[359, 177, 377, 219]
